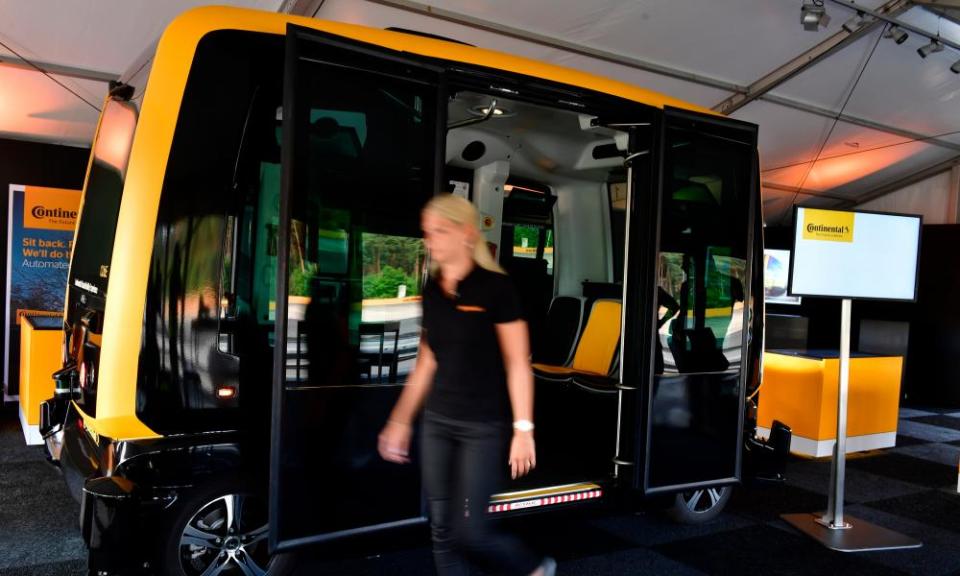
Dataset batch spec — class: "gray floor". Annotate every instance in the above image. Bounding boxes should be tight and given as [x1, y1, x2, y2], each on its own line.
[0, 409, 85, 575]
[2, 404, 959, 575]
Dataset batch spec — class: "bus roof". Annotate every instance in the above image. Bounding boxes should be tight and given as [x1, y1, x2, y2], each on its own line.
[164, 5, 716, 116]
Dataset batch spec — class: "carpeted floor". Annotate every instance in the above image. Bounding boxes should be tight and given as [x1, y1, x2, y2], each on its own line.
[2, 404, 958, 575]
[0, 406, 86, 576]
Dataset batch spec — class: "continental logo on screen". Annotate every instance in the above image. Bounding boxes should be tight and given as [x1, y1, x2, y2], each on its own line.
[802, 209, 854, 243]
[23, 186, 80, 231]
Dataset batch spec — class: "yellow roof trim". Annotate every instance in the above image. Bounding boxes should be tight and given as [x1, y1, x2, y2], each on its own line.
[171, 6, 715, 115]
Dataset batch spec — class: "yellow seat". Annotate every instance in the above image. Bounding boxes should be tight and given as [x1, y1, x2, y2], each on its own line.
[533, 299, 621, 379]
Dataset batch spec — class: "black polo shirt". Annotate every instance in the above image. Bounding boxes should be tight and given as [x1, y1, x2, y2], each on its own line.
[421, 265, 523, 422]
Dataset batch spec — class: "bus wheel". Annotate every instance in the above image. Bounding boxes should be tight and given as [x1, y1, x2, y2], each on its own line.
[160, 483, 292, 576]
[665, 486, 731, 524]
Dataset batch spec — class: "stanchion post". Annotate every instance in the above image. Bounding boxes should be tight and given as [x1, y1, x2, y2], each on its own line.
[818, 298, 852, 530]
[783, 298, 921, 551]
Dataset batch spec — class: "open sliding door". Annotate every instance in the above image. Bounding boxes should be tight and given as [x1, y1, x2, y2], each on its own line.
[642, 107, 758, 493]
[269, 25, 444, 552]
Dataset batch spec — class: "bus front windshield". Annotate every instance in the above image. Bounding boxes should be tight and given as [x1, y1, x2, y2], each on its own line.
[68, 98, 138, 303]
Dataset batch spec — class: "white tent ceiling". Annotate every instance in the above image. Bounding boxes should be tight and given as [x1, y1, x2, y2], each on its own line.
[1, 0, 958, 224]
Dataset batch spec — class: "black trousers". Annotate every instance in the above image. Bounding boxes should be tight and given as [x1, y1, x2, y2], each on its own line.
[421, 410, 541, 576]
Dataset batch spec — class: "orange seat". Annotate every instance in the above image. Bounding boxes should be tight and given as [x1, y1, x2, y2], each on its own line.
[533, 299, 621, 380]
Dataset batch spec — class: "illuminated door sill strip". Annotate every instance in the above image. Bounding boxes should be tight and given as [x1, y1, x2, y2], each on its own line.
[488, 482, 603, 513]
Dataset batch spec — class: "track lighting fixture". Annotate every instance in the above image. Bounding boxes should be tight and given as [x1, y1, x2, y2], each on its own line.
[883, 25, 908, 45]
[801, 1, 830, 31]
[842, 11, 871, 33]
[819, 0, 960, 72]
[917, 38, 944, 59]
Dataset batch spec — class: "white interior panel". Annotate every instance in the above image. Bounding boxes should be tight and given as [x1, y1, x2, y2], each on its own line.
[553, 180, 610, 297]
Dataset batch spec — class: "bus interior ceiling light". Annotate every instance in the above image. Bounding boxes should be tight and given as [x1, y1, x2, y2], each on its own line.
[917, 38, 944, 58]
[470, 104, 513, 118]
[884, 25, 908, 45]
[801, 0, 830, 31]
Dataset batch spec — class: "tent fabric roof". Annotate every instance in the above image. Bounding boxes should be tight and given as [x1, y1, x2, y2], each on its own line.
[1, 0, 958, 223]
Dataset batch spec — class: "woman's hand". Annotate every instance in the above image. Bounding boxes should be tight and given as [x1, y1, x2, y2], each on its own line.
[378, 420, 412, 464]
[509, 431, 536, 479]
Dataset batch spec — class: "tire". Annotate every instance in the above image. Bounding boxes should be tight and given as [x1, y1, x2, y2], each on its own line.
[158, 480, 293, 576]
[665, 485, 732, 524]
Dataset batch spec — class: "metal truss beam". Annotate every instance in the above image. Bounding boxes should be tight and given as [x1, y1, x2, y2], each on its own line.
[0, 54, 117, 83]
[712, 0, 911, 115]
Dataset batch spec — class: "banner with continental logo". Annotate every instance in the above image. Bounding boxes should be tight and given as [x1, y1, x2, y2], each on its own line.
[802, 208, 854, 243]
[4, 185, 80, 399]
[790, 207, 921, 301]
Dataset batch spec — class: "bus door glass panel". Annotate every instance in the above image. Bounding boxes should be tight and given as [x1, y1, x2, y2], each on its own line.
[271, 26, 440, 548]
[645, 108, 756, 491]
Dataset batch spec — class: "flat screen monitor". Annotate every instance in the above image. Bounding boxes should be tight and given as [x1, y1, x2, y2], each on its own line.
[789, 207, 921, 301]
[763, 249, 801, 305]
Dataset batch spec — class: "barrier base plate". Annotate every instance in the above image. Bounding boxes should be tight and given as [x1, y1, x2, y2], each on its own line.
[782, 513, 922, 552]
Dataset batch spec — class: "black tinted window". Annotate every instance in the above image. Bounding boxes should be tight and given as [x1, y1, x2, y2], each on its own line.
[137, 31, 284, 432]
[656, 121, 752, 374]
[69, 99, 137, 298]
[281, 57, 435, 388]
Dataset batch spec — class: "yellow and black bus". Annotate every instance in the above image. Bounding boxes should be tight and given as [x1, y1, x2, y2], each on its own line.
[39, 6, 790, 575]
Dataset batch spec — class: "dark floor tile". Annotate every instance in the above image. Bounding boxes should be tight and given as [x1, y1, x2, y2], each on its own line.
[584, 508, 757, 547]
[513, 513, 643, 561]
[900, 408, 938, 419]
[557, 547, 706, 576]
[864, 490, 960, 535]
[898, 421, 960, 443]
[291, 512, 641, 575]
[896, 434, 932, 447]
[902, 406, 960, 416]
[0, 459, 85, 570]
[782, 458, 927, 504]
[842, 504, 960, 576]
[654, 524, 910, 576]
[911, 415, 960, 431]
[726, 482, 827, 522]
[0, 415, 46, 466]
[846, 452, 955, 489]
[0, 559, 86, 576]
[893, 443, 960, 468]
[291, 546, 434, 576]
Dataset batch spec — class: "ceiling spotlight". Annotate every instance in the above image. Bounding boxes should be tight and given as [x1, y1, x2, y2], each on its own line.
[842, 11, 871, 33]
[883, 25, 909, 45]
[801, 1, 830, 31]
[951, 60, 960, 74]
[917, 38, 944, 58]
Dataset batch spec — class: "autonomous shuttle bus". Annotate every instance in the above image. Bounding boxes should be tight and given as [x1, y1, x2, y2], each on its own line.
[40, 6, 790, 575]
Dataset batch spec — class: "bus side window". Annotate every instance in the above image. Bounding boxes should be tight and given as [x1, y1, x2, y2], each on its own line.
[281, 59, 435, 387]
[656, 127, 751, 374]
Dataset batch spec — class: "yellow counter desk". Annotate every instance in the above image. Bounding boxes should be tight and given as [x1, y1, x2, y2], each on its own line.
[757, 349, 903, 457]
[18, 315, 63, 446]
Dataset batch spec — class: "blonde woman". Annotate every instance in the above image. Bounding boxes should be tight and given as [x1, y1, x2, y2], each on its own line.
[379, 194, 556, 576]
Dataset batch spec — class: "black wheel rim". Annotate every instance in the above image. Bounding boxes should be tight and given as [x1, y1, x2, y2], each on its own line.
[178, 493, 270, 576]
[680, 486, 727, 514]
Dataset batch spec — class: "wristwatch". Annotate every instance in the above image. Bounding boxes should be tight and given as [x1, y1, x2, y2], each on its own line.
[513, 419, 535, 432]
